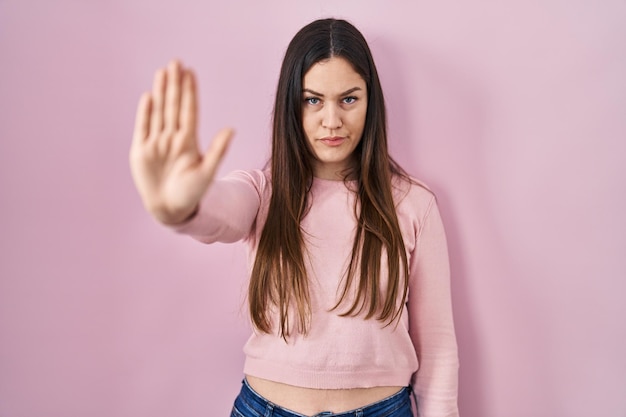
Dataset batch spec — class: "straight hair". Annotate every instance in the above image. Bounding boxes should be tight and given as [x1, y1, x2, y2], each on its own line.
[249, 18, 411, 338]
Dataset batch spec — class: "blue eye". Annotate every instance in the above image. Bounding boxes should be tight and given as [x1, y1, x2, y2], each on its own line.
[343, 96, 357, 104]
[305, 97, 320, 105]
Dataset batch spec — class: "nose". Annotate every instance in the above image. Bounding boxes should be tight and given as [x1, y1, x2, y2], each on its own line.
[321, 104, 342, 129]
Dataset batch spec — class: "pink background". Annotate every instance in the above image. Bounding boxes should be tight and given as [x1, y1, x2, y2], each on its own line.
[1, 1, 625, 416]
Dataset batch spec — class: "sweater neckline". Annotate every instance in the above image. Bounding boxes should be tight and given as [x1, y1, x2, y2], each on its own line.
[312, 176, 357, 184]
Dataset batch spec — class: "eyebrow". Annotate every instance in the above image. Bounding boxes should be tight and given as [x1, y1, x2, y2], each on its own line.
[302, 87, 363, 97]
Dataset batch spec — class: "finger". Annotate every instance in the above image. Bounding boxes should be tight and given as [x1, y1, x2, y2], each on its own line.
[179, 69, 198, 137]
[200, 128, 234, 181]
[132, 92, 152, 145]
[149, 68, 166, 137]
[164, 60, 182, 131]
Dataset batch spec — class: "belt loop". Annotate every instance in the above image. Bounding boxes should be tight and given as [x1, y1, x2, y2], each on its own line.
[409, 385, 417, 415]
[355, 409, 363, 417]
[264, 402, 274, 417]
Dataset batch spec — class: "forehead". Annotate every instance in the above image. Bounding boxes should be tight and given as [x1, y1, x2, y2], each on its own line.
[303, 57, 366, 94]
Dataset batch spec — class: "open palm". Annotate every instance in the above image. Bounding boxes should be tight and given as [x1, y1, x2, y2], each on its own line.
[130, 61, 233, 224]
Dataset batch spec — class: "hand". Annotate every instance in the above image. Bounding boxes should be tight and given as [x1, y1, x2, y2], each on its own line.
[130, 60, 233, 224]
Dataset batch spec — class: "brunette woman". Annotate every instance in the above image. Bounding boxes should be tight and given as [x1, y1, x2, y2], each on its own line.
[130, 18, 459, 417]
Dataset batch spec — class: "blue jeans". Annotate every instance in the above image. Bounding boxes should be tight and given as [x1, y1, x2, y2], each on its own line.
[231, 379, 413, 417]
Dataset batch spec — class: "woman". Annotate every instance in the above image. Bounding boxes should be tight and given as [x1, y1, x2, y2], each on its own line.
[130, 18, 459, 417]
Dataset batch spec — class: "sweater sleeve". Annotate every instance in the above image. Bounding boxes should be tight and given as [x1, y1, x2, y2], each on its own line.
[171, 170, 265, 244]
[408, 196, 459, 417]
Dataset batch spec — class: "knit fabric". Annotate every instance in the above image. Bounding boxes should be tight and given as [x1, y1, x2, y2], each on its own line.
[173, 169, 459, 417]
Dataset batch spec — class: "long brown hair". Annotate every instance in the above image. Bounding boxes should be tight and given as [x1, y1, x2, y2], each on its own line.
[249, 18, 410, 338]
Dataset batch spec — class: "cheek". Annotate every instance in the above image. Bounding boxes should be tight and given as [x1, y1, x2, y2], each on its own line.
[351, 109, 367, 132]
[302, 113, 317, 138]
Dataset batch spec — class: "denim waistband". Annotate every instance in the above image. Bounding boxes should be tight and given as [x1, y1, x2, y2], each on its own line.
[232, 378, 412, 417]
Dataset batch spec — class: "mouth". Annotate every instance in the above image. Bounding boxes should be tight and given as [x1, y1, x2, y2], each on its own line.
[320, 136, 346, 146]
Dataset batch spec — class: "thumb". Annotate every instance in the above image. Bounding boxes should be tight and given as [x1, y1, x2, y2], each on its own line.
[200, 127, 235, 182]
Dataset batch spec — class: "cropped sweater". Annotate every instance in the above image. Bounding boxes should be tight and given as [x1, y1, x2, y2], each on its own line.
[174, 169, 459, 417]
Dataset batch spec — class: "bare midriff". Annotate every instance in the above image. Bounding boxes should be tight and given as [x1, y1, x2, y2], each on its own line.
[246, 375, 404, 416]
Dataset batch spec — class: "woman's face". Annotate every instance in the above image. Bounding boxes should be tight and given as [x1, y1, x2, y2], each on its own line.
[301, 56, 368, 180]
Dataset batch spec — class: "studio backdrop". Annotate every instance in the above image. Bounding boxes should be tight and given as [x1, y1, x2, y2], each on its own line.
[1, 1, 624, 416]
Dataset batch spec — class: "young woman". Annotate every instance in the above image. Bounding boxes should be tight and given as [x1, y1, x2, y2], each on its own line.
[130, 18, 459, 417]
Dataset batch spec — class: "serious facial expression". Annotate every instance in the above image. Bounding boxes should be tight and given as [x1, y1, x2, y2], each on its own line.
[301, 56, 368, 180]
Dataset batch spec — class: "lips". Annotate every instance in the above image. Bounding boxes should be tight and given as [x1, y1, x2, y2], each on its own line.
[320, 136, 346, 147]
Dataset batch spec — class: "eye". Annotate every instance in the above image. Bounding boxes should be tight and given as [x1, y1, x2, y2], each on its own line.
[343, 96, 358, 104]
[304, 97, 321, 105]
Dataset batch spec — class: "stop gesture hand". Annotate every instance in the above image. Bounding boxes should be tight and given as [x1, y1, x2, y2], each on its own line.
[130, 61, 233, 224]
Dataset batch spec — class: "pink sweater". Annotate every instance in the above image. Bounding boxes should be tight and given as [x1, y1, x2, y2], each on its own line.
[174, 169, 459, 417]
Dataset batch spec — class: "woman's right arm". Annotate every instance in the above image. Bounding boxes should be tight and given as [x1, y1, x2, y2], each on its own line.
[129, 60, 234, 226]
[170, 170, 265, 244]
